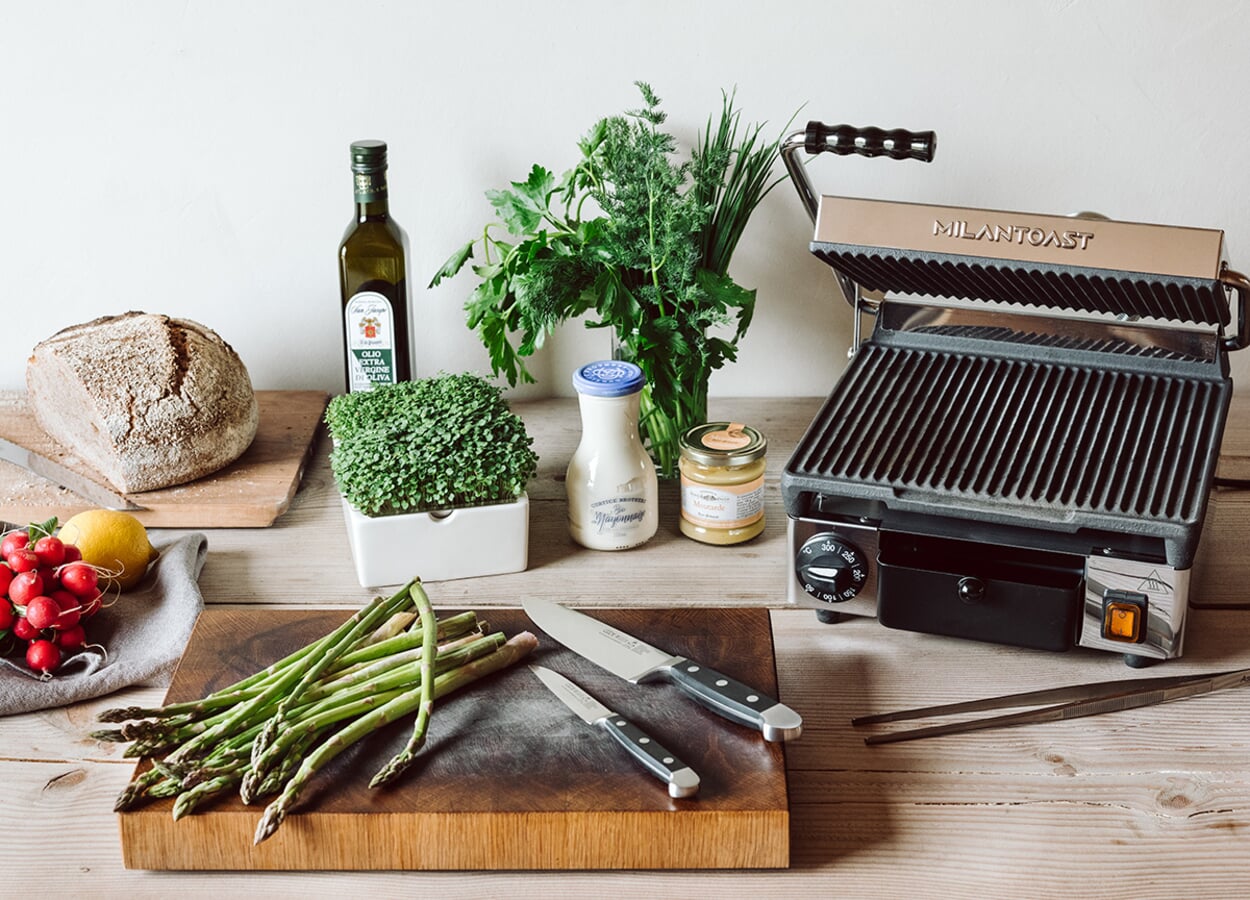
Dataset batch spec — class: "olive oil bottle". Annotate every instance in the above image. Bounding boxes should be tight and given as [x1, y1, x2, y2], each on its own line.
[339, 139, 411, 391]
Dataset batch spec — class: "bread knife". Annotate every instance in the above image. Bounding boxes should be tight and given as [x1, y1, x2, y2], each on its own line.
[528, 664, 700, 798]
[0, 436, 144, 511]
[522, 598, 803, 742]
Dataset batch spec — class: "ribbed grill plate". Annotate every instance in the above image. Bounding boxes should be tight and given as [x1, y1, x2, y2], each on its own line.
[786, 342, 1226, 526]
[815, 247, 1231, 327]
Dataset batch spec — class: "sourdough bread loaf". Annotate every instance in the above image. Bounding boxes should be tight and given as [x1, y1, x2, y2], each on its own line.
[26, 311, 259, 493]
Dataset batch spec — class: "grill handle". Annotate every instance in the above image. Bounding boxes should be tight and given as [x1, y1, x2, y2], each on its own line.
[805, 123, 937, 161]
[782, 121, 937, 224]
[1221, 266, 1250, 351]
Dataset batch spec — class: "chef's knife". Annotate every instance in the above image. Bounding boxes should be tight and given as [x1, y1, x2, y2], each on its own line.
[523, 598, 803, 742]
[529, 664, 700, 799]
[0, 436, 143, 511]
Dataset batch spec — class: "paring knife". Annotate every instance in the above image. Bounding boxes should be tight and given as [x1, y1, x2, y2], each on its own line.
[522, 598, 803, 742]
[0, 436, 143, 511]
[528, 664, 700, 799]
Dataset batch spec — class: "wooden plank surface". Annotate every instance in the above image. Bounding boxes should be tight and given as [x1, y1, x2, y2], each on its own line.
[4, 606, 1249, 897]
[0, 390, 328, 528]
[3, 395, 1250, 896]
[118, 606, 790, 871]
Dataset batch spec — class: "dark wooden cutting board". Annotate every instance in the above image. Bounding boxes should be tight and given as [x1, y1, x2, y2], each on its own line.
[118, 606, 791, 870]
[0, 390, 327, 527]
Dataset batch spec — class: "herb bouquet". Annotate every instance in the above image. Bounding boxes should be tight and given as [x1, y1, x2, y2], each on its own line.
[431, 83, 789, 477]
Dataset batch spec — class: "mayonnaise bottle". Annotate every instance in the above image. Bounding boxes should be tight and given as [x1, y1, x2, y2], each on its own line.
[566, 360, 658, 550]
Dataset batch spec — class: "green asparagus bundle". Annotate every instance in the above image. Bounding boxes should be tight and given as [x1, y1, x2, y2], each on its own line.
[96, 579, 537, 844]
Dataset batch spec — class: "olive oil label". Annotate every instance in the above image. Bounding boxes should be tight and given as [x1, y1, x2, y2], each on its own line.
[345, 291, 397, 390]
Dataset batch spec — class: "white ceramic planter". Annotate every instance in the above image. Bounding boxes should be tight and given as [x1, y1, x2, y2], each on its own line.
[341, 493, 529, 587]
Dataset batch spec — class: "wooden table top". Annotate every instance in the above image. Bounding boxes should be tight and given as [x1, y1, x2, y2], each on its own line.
[4, 396, 1249, 897]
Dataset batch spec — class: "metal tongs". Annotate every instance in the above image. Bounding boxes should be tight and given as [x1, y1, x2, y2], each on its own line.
[852, 667, 1250, 745]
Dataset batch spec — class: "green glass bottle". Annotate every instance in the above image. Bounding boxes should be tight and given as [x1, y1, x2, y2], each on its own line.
[339, 139, 411, 391]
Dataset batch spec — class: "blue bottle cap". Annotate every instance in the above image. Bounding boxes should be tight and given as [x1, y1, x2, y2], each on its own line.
[572, 360, 645, 397]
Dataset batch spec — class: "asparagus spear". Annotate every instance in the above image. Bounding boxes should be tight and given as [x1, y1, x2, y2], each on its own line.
[253, 631, 537, 844]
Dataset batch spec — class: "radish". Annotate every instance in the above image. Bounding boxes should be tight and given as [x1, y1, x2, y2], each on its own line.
[78, 589, 103, 619]
[13, 616, 40, 641]
[0, 600, 13, 632]
[0, 563, 12, 597]
[53, 600, 81, 630]
[26, 639, 60, 673]
[9, 571, 44, 606]
[33, 536, 66, 568]
[25, 596, 62, 631]
[6, 548, 39, 574]
[61, 544, 82, 563]
[0, 531, 28, 558]
[58, 562, 99, 598]
[56, 624, 86, 651]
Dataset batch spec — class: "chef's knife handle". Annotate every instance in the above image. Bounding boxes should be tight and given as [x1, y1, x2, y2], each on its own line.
[665, 659, 804, 742]
[600, 715, 700, 799]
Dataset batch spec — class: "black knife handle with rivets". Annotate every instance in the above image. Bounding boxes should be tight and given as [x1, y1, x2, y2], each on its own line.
[598, 714, 700, 799]
[663, 658, 804, 742]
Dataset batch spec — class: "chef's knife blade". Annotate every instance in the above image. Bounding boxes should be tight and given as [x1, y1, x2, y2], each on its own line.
[529, 664, 699, 798]
[0, 436, 143, 511]
[522, 598, 803, 742]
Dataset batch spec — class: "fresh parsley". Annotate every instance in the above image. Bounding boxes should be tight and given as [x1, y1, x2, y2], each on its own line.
[432, 82, 792, 477]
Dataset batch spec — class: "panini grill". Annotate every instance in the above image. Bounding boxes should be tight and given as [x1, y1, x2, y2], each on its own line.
[779, 123, 1250, 665]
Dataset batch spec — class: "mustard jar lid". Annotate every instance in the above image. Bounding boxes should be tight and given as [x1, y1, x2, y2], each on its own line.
[679, 422, 767, 467]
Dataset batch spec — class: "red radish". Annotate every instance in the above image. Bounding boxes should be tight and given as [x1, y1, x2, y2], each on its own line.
[0, 600, 13, 631]
[50, 588, 79, 610]
[78, 589, 103, 619]
[0, 531, 28, 558]
[25, 596, 62, 630]
[6, 548, 39, 574]
[9, 571, 44, 605]
[26, 639, 60, 673]
[54, 602, 81, 630]
[0, 563, 12, 596]
[58, 562, 99, 598]
[61, 544, 82, 563]
[56, 624, 86, 651]
[13, 616, 40, 641]
[33, 536, 66, 568]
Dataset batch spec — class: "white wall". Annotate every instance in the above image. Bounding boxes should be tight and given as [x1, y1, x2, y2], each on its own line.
[4, 0, 1250, 398]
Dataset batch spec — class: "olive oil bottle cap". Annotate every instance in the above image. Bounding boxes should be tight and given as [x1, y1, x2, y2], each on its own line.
[350, 140, 388, 174]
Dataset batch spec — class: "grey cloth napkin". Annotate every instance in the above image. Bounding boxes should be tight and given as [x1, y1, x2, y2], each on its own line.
[0, 533, 207, 716]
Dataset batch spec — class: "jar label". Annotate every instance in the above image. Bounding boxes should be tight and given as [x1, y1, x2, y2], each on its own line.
[345, 291, 397, 391]
[680, 473, 765, 528]
[701, 422, 752, 452]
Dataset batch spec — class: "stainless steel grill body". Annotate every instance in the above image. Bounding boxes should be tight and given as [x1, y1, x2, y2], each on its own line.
[778, 135, 1248, 664]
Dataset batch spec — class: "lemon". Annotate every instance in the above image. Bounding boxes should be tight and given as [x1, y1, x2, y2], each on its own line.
[58, 509, 159, 591]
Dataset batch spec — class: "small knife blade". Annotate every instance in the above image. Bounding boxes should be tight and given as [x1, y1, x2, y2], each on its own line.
[522, 598, 803, 742]
[529, 665, 699, 798]
[0, 436, 143, 511]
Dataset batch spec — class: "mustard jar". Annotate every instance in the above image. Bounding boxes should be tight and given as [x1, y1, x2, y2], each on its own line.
[678, 422, 768, 545]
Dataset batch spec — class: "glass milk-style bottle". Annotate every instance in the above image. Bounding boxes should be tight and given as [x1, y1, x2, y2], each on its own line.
[566, 360, 659, 550]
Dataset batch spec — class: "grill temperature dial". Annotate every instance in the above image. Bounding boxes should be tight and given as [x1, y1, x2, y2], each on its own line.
[795, 533, 869, 603]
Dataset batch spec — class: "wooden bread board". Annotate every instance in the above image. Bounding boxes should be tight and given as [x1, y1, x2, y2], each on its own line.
[0, 390, 327, 528]
[118, 606, 791, 870]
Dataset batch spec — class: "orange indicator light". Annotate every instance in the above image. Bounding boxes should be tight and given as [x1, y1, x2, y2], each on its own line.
[1103, 602, 1143, 643]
